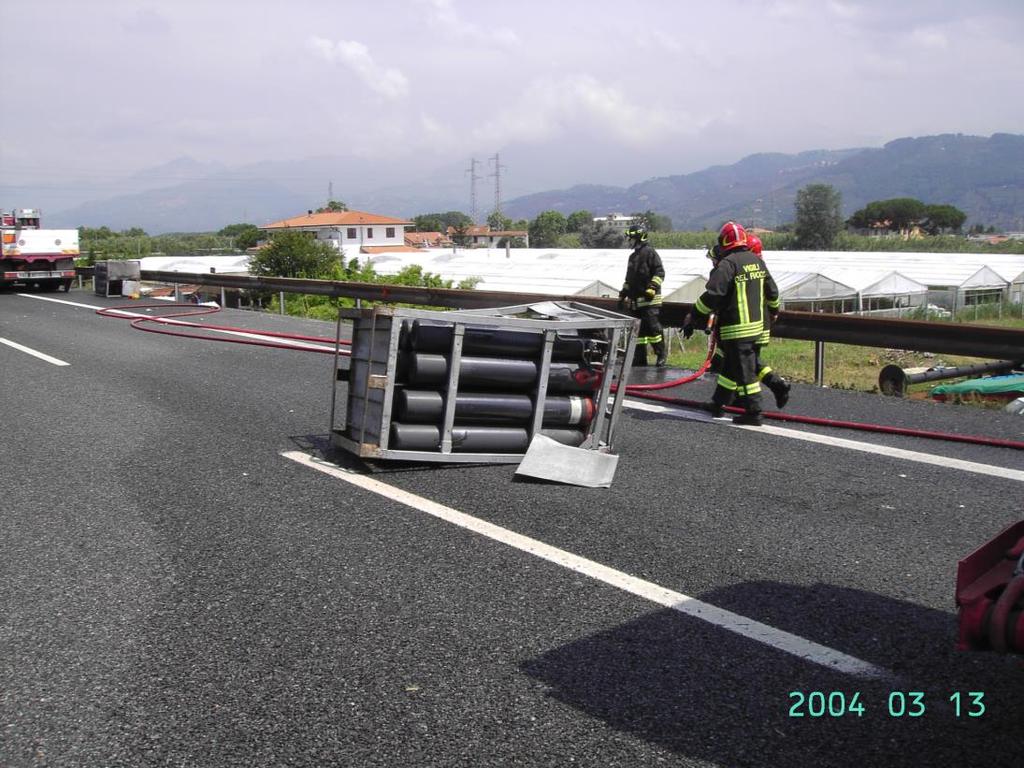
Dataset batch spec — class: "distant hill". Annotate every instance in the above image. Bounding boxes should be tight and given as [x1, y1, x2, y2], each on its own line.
[40, 132, 1024, 233]
[44, 154, 468, 234]
[503, 133, 1024, 231]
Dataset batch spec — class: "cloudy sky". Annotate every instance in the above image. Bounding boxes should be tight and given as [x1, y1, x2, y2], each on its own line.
[2, 0, 1022, 206]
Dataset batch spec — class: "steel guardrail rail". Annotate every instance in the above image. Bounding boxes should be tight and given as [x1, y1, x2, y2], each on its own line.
[79, 268, 1024, 360]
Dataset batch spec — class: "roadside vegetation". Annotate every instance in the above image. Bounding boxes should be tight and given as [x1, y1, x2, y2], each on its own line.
[667, 312, 1024, 396]
[74, 186, 1022, 396]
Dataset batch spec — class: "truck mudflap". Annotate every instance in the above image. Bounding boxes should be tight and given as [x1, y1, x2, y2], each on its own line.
[956, 521, 1024, 654]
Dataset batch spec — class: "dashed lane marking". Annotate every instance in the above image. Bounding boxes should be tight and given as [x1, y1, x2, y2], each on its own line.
[624, 399, 1024, 483]
[282, 449, 892, 680]
[0, 336, 70, 366]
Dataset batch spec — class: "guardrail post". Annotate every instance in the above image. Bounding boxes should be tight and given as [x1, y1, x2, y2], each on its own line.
[814, 341, 826, 387]
[174, 283, 180, 302]
[279, 291, 285, 315]
[220, 286, 226, 307]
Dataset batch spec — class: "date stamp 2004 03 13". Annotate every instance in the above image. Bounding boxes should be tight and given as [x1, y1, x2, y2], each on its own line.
[788, 691, 986, 719]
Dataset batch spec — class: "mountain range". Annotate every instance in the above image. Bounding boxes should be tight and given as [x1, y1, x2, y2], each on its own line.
[31, 132, 1024, 234]
[503, 133, 1024, 231]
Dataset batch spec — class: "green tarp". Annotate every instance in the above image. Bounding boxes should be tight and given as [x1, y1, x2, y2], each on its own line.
[931, 374, 1024, 399]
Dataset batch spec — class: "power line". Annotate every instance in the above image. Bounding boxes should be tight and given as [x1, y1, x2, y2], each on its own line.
[465, 158, 481, 224]
[489, 153, 506, 217]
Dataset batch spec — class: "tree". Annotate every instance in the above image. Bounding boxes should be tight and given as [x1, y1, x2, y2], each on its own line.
[487, 211, 513, 231]
[528, 211, 568, 248]
[847, 198, 965, 236]
[630, 210, 672, 232]
[922, 204, 966, 235]
[566, 210, 594, 234]
[413, 211, 473, 233]
[793, 184, 843, 249]
[579, 221, 625, 248]
[316, 200, 348, 212]
[219, 223, 261, 250]
[249, 230, 339, 279]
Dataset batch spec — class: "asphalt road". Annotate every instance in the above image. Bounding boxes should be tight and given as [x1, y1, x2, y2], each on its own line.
[1, 287, 1022, 768]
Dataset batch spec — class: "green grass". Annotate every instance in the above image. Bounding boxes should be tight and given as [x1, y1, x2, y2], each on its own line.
[665, 314, 1024, 393]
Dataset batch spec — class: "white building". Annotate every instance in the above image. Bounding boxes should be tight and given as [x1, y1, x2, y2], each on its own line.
[592, 213, 636, 232]
[259, 209, 413, 254]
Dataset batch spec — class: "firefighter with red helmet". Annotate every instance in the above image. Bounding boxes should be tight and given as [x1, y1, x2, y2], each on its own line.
[618, 221, 667, 367]
[747, 234, 791, 409]
[684, 221, 780, 425]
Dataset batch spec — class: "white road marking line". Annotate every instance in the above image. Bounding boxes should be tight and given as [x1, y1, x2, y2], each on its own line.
[282, 449, 891, 680]
[0, 337, 70, 366]
[17, 293, 334, 352]
[624, 399, 1024, 483]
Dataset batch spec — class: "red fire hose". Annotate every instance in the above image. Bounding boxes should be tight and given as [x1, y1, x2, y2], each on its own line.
[96, 302, 349, 355]
[98, 302, 1024, 451]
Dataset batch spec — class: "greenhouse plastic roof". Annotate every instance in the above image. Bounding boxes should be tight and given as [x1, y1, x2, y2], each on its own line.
[312, 245, 1024, 302]
[139, 255, 252, 274]
[102, 244, 1023, 306]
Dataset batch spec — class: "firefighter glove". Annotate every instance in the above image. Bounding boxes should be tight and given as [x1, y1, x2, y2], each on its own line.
[682, 311, 696, 339]
[644, 287, 656, 301]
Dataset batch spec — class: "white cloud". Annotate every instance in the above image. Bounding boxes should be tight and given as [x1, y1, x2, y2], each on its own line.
[910, 26, 949, 49]
[828, 1, 863, 20]
[308, 37, 409, 100]
[474, 75, 707, 148]
[420, 0, 519, 47]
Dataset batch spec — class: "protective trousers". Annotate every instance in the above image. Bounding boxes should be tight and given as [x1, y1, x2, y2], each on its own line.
[711, 340, 762, 415]
[632, 305, 665, 366]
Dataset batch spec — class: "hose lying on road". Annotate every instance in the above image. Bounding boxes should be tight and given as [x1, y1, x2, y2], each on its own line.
[96, 302, 349, 355]
[98, 303, 1024, 451]
[617, 335, 1024, 451]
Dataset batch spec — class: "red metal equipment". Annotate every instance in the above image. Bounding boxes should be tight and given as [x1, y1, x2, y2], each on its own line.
[956, 521, 1024, 654]
[0, 207, 78, 291]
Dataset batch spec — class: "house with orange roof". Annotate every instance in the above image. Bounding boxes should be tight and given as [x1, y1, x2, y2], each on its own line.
[405, 231, 453, 248]
[445, 224, 529, 248]
[259, 209, 414, 253]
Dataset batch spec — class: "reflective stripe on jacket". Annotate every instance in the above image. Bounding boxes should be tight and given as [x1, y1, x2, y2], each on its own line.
[694, 248, 779, 342]
[622, 244, 665, 308]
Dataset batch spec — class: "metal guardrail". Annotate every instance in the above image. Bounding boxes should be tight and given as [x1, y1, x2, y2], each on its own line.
[76, 267, 1024, 361]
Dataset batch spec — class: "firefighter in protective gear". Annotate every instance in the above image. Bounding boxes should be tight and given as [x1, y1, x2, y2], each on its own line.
[618, 223, 667, 367]
[747, 234, 791, 409]
[683, 221, 779, 426]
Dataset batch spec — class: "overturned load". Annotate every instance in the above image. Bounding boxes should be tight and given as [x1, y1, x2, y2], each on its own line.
[331, 301, 638, 463]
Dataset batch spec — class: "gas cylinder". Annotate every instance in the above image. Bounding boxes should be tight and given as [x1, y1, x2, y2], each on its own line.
[404, 353, 600, 392]
[395, 390, 595, 426]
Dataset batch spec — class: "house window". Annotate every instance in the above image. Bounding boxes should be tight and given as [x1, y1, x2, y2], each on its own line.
[386, 227, 395, 238]
[347, 228, 356, 239]
[367, 228, 374, 239]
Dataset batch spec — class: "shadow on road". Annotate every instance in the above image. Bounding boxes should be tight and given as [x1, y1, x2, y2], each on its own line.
[522, 581, 1020, 768]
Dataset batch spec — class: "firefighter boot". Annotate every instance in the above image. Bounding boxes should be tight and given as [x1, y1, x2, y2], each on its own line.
[733, 390, 764, 426]
[732, 411, 764, 426]
[632, 345, 649, 367]
[653, 341, 668, 368]
[773, 380, 791, 409]
[765, 373, 790, 409]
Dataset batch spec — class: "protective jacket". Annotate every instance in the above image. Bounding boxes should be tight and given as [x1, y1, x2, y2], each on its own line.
[621, 244, 665, 308]
[693, 247, 780, 342]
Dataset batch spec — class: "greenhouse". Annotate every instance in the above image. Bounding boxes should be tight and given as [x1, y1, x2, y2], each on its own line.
[349, 246, 1024, 316]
